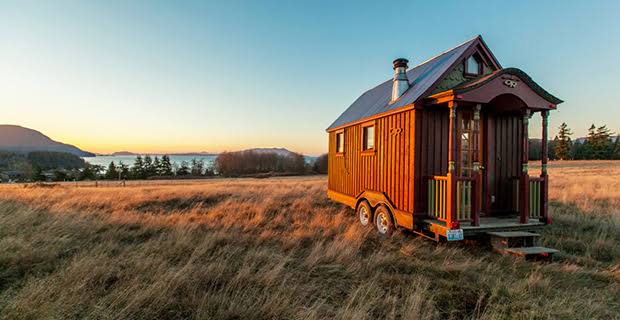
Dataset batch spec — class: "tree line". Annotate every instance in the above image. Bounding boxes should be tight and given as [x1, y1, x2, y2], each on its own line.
[0, 151, 86, 182]
[97, 155, 215, 181]
[215, 150, 307, 177]
[529, 123, 620, 161]
[92, 151, 328, 181]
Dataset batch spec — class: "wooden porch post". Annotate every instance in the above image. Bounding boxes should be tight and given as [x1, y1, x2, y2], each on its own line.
[540, 110, 550, 224]
[471, 104, 481, 226]
[447, 101, 459, 229]
[519, 110, 531, 224]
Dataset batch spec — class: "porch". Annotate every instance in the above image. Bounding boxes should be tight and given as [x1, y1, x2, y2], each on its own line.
[421, 68, 560, 236]
[423, 216, 545, 236]
[426, 173, 549, 230]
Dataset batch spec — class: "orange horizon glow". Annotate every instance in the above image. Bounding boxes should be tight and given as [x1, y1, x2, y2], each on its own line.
[44, 128, 327, 156]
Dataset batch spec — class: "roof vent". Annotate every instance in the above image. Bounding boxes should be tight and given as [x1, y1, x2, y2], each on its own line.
[391, 58, 410, 102]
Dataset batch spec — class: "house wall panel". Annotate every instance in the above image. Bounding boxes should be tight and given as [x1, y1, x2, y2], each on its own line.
[414, 107, 450, 213]
[327, 109, 416, 214]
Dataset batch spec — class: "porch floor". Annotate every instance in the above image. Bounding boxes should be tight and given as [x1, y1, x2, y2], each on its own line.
[423, 216, 545, 236]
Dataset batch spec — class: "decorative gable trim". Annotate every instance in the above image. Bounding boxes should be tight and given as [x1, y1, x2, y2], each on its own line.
[415, 35, 501, 104]
[453, 67, 563, 105]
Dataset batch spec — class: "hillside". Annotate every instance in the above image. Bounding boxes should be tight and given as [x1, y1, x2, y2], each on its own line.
[0, 125, 94, 157]
[244, 147, 300, 157]
[0, 162, 617, 319]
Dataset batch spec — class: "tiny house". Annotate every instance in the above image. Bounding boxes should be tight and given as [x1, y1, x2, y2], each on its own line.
[326, 36, 562, 242]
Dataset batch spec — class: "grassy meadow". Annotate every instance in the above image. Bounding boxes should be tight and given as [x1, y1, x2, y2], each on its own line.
[0, 161, 618, 319]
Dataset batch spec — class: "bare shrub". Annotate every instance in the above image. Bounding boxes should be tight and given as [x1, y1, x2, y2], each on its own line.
[215, 150, 306, 176]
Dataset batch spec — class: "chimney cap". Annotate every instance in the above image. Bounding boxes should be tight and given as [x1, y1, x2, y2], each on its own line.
[392, 58, 409, 69]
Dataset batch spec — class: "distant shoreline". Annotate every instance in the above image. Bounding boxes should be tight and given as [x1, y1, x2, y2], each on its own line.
[90, 152, 220, 157]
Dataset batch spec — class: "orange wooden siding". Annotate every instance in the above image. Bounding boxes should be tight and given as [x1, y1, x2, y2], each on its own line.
[328, 110, 416, 213]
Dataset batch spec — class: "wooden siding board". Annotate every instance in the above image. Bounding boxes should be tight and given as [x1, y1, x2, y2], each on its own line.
[327, 110, 417, 221]
[404, 111, 410, 211]
[485, 112, 521, 213]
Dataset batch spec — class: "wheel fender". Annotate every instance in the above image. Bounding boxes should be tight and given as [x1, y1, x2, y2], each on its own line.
[355, 190, 412, 229]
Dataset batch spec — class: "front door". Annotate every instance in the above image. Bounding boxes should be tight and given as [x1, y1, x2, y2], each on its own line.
[483, 112, 522, 215]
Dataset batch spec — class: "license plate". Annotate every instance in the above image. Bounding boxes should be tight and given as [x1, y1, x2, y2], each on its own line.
[446, 229, 464, 241]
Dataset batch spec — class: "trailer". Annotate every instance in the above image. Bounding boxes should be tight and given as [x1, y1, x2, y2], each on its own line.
[326, 36, 562, 257]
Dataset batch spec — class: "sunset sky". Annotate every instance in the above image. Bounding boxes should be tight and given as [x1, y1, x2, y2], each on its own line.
[1, 1, 619, 155]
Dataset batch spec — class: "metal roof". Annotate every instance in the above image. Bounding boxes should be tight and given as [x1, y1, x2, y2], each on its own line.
[327, 37, 479, 130]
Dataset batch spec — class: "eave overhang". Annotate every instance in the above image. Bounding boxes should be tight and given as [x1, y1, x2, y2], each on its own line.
[325, 103, 416, 133]
[425, 68, 563, 110]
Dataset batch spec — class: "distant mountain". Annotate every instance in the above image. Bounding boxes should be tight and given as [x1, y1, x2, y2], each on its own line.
[0, 125, 95, 157]
[243, 147, 300, 157]
[111, 151, 136, 156]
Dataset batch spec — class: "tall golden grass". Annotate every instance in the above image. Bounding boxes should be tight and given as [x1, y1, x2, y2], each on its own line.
[0, 162, 618, 319]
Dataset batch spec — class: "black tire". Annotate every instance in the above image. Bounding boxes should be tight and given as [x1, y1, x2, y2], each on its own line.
[357, 200, 373, 227]
[374, 205, 395, 236]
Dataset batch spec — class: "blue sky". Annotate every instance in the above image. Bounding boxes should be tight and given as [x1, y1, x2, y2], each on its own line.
[1, 0, 618, 155]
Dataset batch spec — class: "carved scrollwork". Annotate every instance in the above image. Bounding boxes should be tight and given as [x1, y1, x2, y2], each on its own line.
[389, 127, 402, 136]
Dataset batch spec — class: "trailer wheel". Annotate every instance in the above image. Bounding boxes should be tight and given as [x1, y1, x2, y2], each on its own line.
[374, 205, 394, 236]
[357, 200, 373, 227]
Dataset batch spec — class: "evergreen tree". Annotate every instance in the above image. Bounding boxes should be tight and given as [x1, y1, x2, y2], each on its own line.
[583, 124, 597, 159]
[105, 161, 118, 180]
[190, 158, 204, 176]
[571, 140, 586, 160]
[131, 155, 145, 179]
[554, 122, 573, 160]
[153, 156, 161, 176]
[79, 164, 97, 181]
[143, 155, 155, 177]
[528, 139, 542, 161]
[593, 125, 614, 159]
[549, 137, 559, 160]
[91, 165, 105, 179]
[176, 161, 191, 176]
[614, 134, 620, 159]
[118, 161, 129, 180]
[159, 155, 174, 176]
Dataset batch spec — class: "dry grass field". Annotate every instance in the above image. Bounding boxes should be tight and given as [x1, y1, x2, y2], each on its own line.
[0, 161, 619, 319]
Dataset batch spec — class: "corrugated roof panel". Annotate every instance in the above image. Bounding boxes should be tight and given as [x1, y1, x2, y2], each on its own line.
[327, 37, 477, 130]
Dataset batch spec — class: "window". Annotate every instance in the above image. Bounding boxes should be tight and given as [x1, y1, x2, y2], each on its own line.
[336, 131, 344, 153]
[465, 55, 481, 76]
[363, 125, 375, 151]
[459, 112, 478, 177]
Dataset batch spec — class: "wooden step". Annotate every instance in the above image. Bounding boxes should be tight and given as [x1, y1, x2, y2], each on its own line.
[487, 231, 540, 238]
[503, 246, 559, 258]
[488, 231, 540, 249]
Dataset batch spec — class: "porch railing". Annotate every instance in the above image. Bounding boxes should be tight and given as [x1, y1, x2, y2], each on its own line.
[512, 176, 545, 219]
[428, 176, 448, 221]
[456, 177, 474, 221]
[529, 177, 543, 219]
[427, 176, 475, 222]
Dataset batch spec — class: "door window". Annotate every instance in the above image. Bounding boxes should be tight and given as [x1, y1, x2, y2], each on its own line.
[460, 112, 478, 176]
